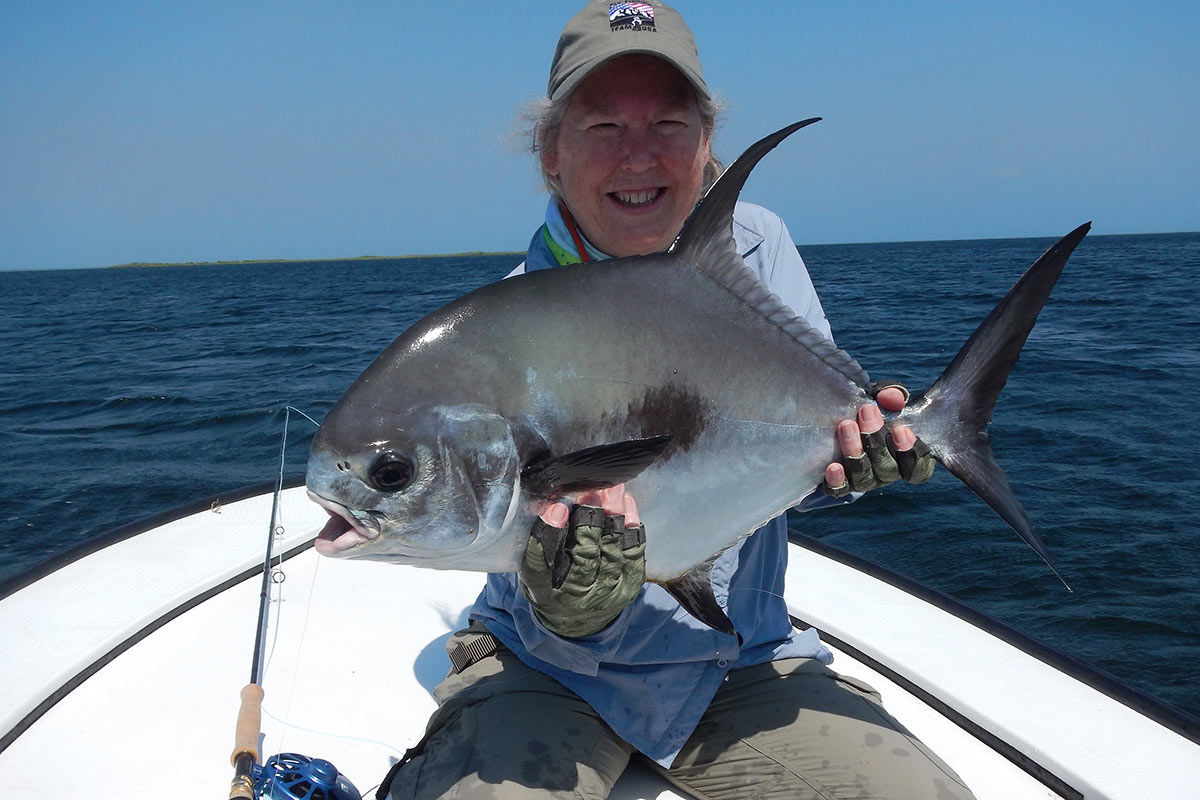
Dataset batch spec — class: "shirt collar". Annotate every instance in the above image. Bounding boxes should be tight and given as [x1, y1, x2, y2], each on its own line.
[544, 199, 609, 264]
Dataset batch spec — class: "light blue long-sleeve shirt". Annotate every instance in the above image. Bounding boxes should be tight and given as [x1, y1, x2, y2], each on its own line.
[469, 200, 841, 766]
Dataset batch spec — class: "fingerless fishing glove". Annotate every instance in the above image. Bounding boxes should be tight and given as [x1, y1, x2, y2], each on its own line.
[520, 504, 646, 638]
[822, 381, 936, 497]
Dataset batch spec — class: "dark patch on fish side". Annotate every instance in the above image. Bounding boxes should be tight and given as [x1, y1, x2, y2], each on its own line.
[625, 382, 713, 455]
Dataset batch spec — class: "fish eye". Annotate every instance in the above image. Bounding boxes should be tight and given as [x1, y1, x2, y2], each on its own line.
[369, 453, 415, 492]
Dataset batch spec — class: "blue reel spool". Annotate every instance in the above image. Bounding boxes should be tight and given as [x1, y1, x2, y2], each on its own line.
[252, 753, 362, 800]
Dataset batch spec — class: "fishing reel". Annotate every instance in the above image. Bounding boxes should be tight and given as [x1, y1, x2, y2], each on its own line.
[252, 753, 362, 800]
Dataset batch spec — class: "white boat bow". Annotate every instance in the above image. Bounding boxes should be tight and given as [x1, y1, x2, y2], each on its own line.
[1, 484, 1196, 798]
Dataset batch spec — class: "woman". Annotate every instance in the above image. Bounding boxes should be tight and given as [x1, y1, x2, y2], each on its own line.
[385, 3, 966, 799]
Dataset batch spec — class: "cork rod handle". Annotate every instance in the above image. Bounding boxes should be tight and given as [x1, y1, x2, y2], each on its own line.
[228, 683, 264, 799]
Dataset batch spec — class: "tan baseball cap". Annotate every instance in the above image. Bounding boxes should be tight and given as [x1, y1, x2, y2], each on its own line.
[548, 1, 712, 103]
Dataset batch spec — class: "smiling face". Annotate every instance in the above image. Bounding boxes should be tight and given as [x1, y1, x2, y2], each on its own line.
[542, 55, 712, 258]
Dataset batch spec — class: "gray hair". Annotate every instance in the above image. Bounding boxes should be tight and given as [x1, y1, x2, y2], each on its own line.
[522, 89, 725, 202]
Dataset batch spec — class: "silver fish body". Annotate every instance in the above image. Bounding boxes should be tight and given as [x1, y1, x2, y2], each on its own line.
[306, 118, 1089, 631]
[307, 249, 864, 579]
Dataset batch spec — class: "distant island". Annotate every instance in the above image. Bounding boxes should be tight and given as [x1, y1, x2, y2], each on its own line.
[109, 252, 522, 268]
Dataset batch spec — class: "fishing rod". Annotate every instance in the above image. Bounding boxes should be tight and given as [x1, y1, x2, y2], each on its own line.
[228, 407, 362, 800]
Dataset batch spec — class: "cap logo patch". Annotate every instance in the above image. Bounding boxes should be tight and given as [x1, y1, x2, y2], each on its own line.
[609, 3, 656, 32]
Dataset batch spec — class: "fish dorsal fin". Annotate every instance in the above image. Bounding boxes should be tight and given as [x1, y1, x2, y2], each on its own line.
[670, 118, 872, 391]
[671, 119, 821, 271]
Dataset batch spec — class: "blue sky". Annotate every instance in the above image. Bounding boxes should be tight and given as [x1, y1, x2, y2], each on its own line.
[2, 1, 1196, 270]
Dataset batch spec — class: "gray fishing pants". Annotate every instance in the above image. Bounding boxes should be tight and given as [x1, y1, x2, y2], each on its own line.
[385, 623, 976, 800]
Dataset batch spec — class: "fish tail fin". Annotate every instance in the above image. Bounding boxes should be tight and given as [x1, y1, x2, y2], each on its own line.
[898, 222, 1091, 589]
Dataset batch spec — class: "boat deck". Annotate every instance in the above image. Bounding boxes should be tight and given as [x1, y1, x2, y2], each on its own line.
[1, 486, 1196, 798]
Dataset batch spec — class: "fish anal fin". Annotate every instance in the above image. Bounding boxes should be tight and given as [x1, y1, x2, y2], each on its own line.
[661, 563, 738, 638]
[522, 435, 673, 497]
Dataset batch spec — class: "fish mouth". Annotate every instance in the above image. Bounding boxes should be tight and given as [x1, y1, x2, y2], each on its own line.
[609, 188, 664, 208]
[307, 492, 379, 556]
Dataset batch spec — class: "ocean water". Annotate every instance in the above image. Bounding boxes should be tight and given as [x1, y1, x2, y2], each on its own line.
[1, 233, 1197, 722]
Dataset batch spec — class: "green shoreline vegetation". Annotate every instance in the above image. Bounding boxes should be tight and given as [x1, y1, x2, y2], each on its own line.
[109, 251, 522, 269]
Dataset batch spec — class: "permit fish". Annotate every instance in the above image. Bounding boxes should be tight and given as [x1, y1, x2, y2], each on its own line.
[306, 118, 1089, 634]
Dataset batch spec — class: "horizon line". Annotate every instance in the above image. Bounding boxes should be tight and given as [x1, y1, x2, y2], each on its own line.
[2, 229, 1196, 273]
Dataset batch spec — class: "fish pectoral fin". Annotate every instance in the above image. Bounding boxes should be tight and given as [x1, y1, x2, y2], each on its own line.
[522, 435, 673, 497]
[661, 563, 738, 639]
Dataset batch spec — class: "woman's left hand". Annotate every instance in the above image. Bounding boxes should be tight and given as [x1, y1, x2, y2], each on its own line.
[822, 384, 935, 496]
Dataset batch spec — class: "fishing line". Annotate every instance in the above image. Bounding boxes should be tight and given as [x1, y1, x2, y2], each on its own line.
[269, 553, 323, 759]
[261, 406, 320, 755]
[260, 699, 407, 760]
[264, 504, 407, 763]
[729, 587, 787, 602]
[261, 560, 287, 683]
[261, 406, 320, 681]
[260, 553, 403, 800]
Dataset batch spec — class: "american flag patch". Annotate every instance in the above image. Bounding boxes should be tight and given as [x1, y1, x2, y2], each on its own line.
[610, 3, 656, 32]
